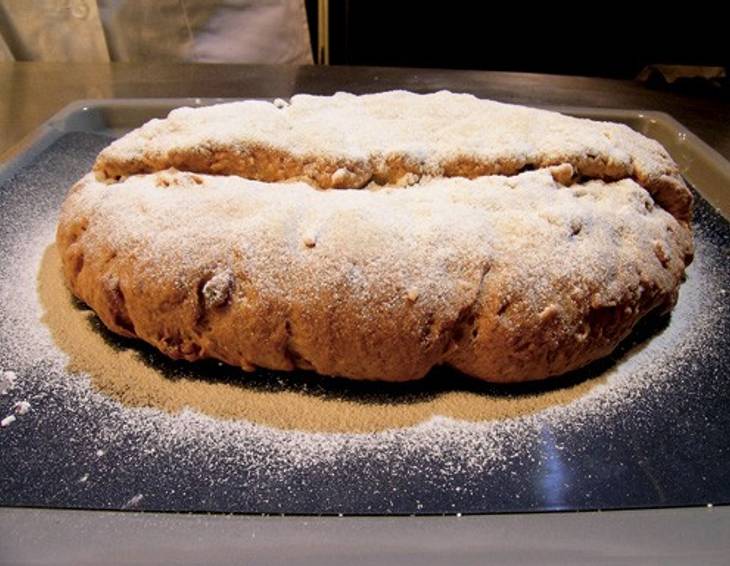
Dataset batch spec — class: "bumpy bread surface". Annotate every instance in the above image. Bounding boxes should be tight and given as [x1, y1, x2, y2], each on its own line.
[94, 91, 693, 222]
[57, 169, 693, 383]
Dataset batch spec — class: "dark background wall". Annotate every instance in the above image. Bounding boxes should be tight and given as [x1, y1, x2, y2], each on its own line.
[307, 1, 727, 81]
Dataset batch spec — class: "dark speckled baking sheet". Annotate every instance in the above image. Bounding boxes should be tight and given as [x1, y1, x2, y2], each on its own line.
[0, 102, 728, 515]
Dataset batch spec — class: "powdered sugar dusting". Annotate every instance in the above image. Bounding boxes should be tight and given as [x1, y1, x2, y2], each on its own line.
[59, 168, 691, 381]
[97, 91, 680, 190]
[2, 191, 723, 502]
[1, 415, 16, 427]
[0, 370, 16, 396]
[1, 132, 727, 514]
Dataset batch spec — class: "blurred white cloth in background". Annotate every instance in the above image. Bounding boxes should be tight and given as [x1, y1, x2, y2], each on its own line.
[0, 0, 109, 61]
[0, 28, 13, 61]
[0, 0, 313, 63]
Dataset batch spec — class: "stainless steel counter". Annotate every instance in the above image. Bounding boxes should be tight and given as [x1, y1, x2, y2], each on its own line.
[1, 506, 728, 566]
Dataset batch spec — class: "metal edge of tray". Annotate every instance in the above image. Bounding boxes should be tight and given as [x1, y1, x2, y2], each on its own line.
[2, 98, 728, 221]
[1, 505, 728, 566]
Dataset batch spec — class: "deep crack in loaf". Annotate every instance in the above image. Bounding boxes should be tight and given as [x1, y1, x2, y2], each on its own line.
[57, 91, 694, 383]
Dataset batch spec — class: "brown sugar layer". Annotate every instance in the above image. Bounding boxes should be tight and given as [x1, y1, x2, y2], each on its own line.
[38, 243, 612, 433]
[93, 91, 692, 222]
[56, 169, 693, 383]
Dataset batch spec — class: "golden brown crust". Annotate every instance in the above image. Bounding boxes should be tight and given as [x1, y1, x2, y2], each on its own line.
[56, 170, 693, 383]
[93, 91, 693, 223]
[61, 92, 695, 383]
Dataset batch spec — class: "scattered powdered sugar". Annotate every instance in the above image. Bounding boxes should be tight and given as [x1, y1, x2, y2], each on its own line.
[1, 415, 16, 428]
[0, 370, 16, 395]
[0, 131, 727, 514]
[121, 493, 145, 509]
[2, 201, 725, 503]
[13, 401, 31, 415]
